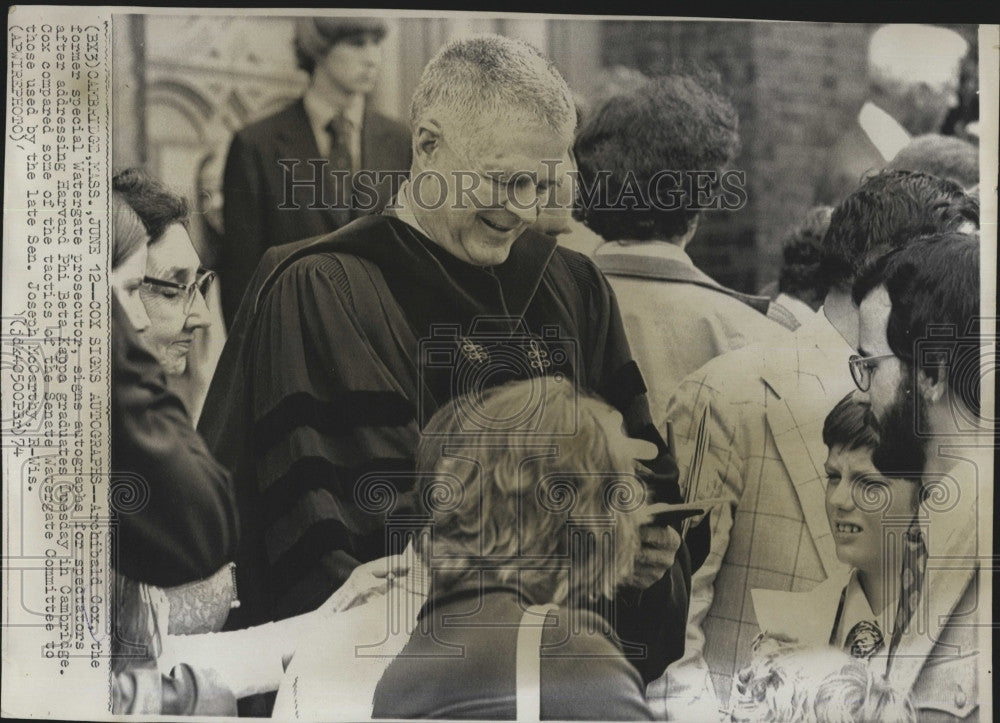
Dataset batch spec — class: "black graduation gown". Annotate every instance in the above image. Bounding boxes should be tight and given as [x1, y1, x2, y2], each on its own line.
[199, 214, 691, 683]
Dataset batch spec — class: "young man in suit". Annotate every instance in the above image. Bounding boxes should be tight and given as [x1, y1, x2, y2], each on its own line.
[656, 171, 977, 719]
[219, 17, 411, 324]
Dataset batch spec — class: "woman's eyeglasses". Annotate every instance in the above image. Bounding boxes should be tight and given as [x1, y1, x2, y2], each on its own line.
[141, 268, 216, 313]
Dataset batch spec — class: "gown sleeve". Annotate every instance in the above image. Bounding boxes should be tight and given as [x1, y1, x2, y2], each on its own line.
[238, 253, 421, 623]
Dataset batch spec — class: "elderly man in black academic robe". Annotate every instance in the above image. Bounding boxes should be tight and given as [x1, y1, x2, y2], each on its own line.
[200, 34, 699, 684]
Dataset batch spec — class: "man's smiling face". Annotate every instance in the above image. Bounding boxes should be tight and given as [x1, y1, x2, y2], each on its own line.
[413, 122, 568, 267]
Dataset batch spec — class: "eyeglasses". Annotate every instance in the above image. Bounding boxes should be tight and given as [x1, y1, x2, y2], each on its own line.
[441, 136, 559, 210]
[141, 268, 216, 313]
[848, 353, 895, 392]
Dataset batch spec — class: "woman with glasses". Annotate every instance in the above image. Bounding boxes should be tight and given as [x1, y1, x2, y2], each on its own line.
[111, 174, 406, 714]
[110, 187, 239, 714]
[114, 169, 215, 376]
[111, 169, 238, 640]
[113, 168, 224, 427]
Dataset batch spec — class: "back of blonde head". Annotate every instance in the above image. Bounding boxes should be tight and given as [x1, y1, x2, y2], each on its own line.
[415, 379, 644, 606]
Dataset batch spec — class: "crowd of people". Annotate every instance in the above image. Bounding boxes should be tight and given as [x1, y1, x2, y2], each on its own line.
[108, 18, 987, 721]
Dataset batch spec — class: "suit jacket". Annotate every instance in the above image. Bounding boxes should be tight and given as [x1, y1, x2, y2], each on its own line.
[593, 244, 792, 418]
[219, 98, 411, 324]
[651, 310, 855, 718]
[753, 453, 987, 721]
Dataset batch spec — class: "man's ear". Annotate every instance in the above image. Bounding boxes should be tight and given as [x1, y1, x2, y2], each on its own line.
[414, 120, 444, 165]
[916, 365, 948, 404]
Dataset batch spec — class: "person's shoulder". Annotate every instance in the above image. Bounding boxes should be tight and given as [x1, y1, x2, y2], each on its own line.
[541, 607, 652, 720]
[553, 241, 597, 266]
[663, 339, 787, 421]
[552, 243, 608, 295]
[685, 340, 773, 386]
[262, 217, 396, 294]
[542, 607, 627, 654]
[368, 110, 410, 139]
[232, 100, 304, 145]
[711, 291, 794, 337]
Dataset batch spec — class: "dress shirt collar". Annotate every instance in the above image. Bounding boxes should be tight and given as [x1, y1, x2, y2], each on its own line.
[800, 305, 854, 355]
[837, 569, 891, 675]
[858, 101, 911, 162]
[302, 86, 365, 162]
[302, 86, 365, 135]
[594, 239, 693, 266]
[384, 180, 431, 239]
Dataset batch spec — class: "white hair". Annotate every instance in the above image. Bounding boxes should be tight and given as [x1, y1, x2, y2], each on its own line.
[868, 25, 969, 91]
[410, 34, 576, 154]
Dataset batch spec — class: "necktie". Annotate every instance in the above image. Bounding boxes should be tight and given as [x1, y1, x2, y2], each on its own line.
[844, 619, 885, 659]
[326, 115, 355, 222]
[887, 525, 928, 665]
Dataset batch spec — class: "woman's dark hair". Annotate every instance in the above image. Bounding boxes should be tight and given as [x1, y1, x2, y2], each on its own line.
[574, 72, 739, 242]
[112, 168, 189, 244]
[823, 393, 881, 452]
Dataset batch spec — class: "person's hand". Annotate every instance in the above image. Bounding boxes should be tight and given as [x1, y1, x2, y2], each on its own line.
[318, 553, 411, 615]
[623, 523, 682, 590]
[749, 631, 799, 656]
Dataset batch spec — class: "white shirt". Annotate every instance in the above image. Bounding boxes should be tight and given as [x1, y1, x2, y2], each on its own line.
[857, 101, 911, 163]
[385, 180, 431, 238]
[302, 87, 365, 170]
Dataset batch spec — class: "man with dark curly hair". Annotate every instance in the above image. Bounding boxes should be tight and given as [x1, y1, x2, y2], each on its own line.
[574, 74, 790, 416]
